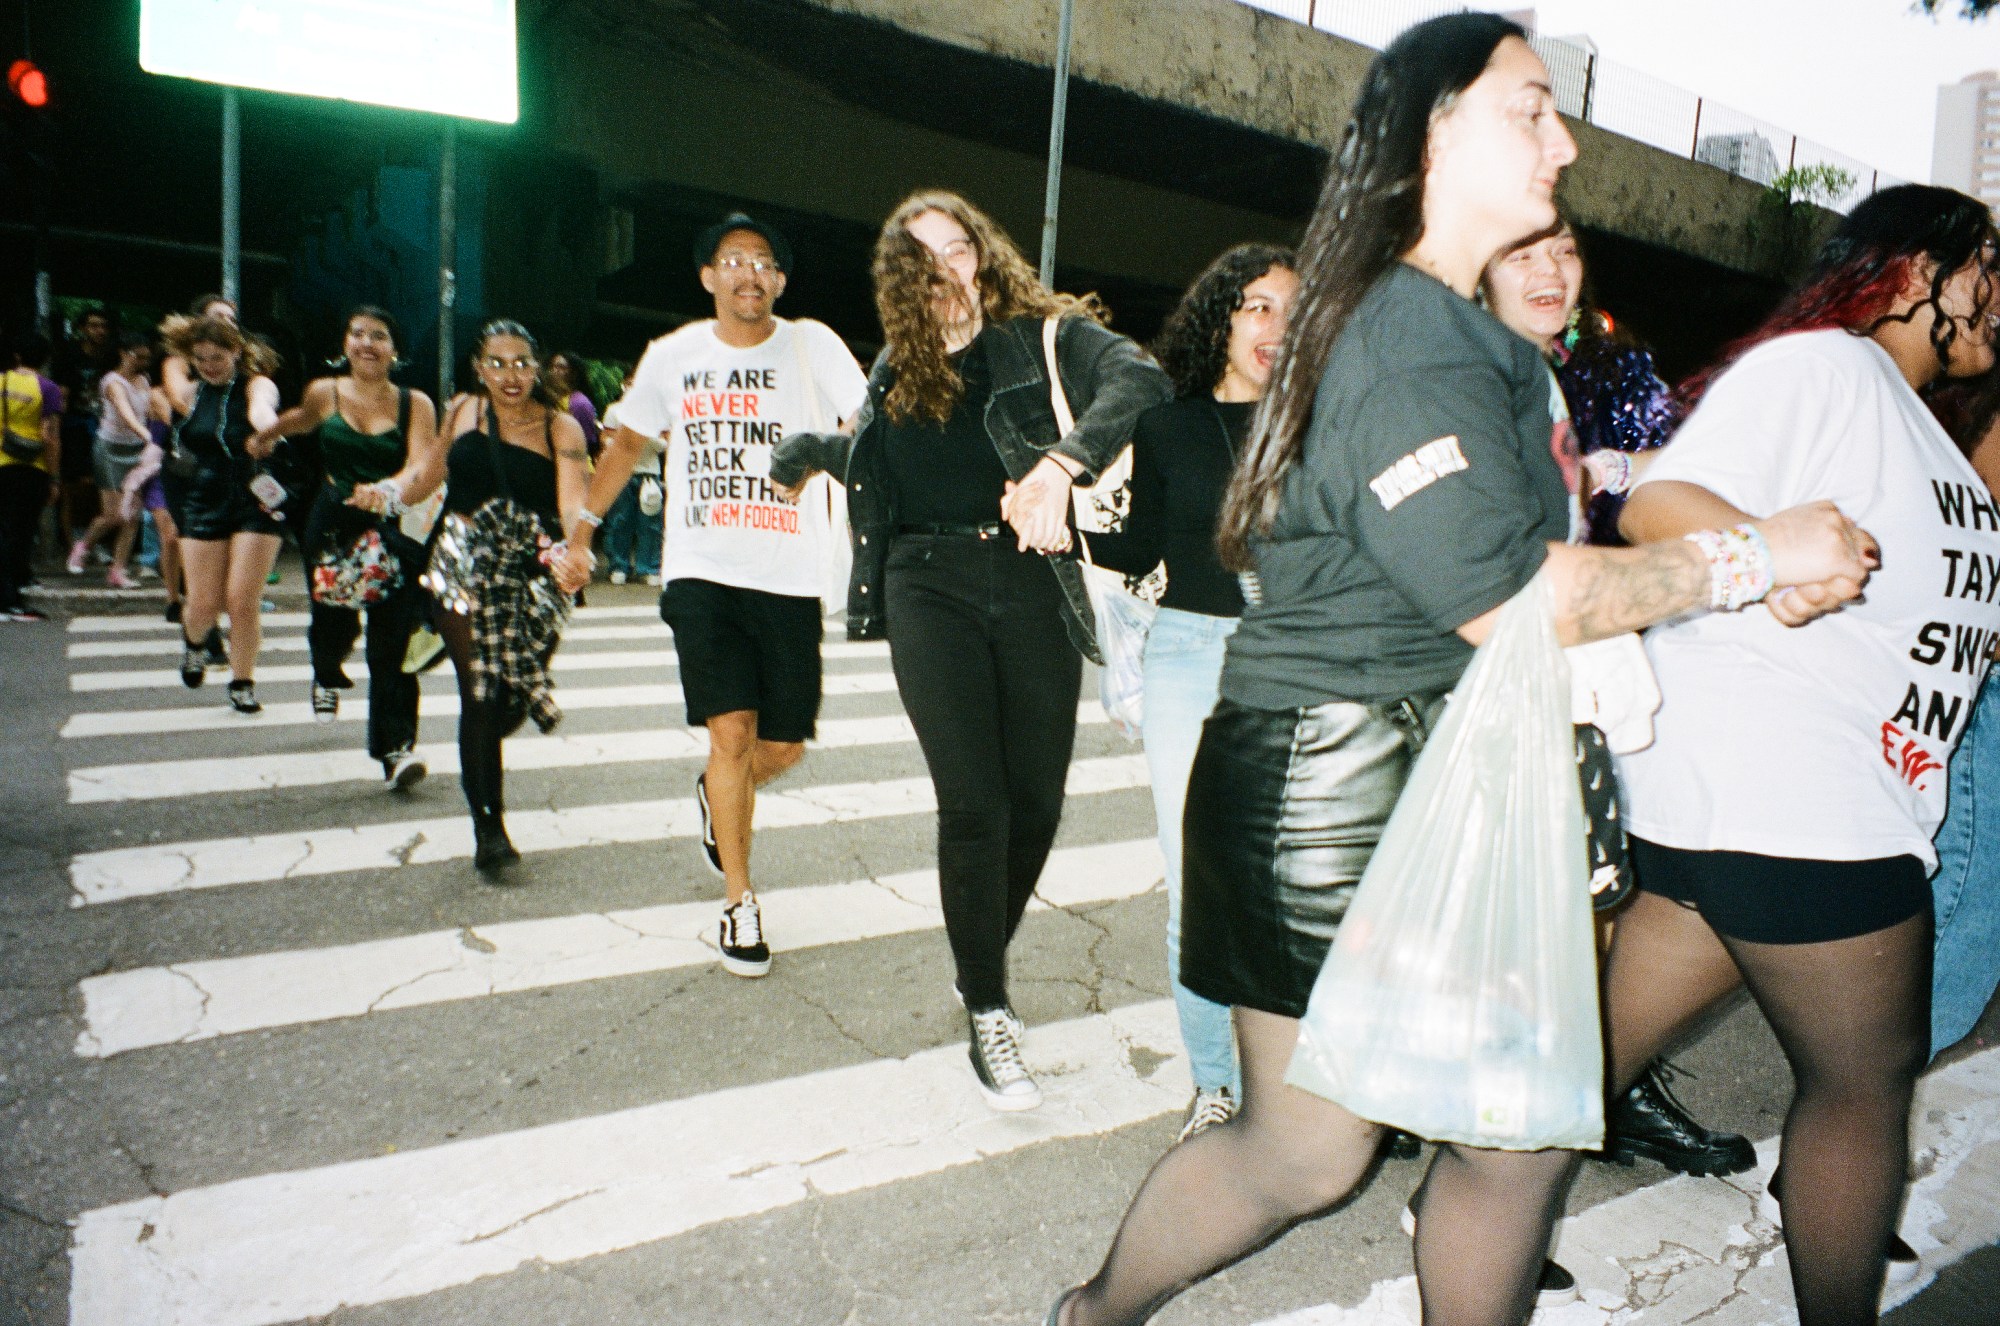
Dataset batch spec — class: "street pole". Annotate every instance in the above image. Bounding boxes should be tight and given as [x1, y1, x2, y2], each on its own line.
[438, 119, 459, 404]
[221, 86, 241, 304]
[1038, 0, 1075, 288]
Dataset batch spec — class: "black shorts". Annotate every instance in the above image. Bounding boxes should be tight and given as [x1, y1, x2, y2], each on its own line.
[660, 577, 823, 742]
[174, 458, 284, 542]
[1630, 836, 1931, 945]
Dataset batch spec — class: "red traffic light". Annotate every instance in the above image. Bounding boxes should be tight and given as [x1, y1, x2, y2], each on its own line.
[8, 59, 48, 109]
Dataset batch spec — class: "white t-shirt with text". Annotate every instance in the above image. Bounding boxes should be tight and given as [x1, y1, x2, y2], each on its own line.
[1617, 329, 2000, 869]
[614, 318, 867, 600]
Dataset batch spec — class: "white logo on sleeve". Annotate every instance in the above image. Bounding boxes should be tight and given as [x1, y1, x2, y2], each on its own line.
[1368, 435, 1469, 511]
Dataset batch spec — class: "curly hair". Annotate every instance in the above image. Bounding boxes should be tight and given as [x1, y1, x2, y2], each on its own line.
[1679, 184, 1999, 409]
[873, 190, 1108, 426]
[1216, 13, 1526, 571]
[159, 311, 281, 378]
[1153, 244, 1296, 399]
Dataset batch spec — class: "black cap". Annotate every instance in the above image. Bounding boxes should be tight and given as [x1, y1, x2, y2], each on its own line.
[693, 213, 793, 274]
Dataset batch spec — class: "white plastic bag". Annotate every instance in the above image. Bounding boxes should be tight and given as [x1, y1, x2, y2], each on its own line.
[1286, 572, 1603, 1150]
[1084, 566, 1155, 739]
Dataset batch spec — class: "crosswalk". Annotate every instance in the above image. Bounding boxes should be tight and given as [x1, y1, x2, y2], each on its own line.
[28, 596, 2000, 1326]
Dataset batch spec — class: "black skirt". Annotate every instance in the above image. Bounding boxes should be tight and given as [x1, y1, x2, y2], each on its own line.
[1179, 693, 1444, 1018]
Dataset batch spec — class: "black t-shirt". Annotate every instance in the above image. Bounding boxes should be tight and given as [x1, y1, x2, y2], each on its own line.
[1085, 396, 1250, 618]
[1222, 263, 1572, 708]
[882, 337, 1009, 527]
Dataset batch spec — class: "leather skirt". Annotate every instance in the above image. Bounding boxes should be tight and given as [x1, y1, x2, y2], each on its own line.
[1179, 693, 1445, 1019]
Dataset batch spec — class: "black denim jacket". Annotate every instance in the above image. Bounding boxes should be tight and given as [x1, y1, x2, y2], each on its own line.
[770, 315, 1171, 662]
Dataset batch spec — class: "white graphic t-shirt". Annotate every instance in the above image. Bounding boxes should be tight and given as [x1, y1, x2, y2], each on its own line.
[614, 318, 867, 600]
[1618, 329, 2000, 869]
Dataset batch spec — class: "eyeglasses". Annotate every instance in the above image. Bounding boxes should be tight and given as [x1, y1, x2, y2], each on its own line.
[933, 240, 976, 266]
[715, 256, 778, 274]
[478, 356, 539, 374]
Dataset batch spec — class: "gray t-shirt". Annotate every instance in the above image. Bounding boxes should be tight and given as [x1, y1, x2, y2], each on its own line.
[1223, 263, 1571, 709]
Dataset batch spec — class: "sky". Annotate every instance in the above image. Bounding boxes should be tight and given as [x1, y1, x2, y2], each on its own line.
[1523, 0, 2000, 184]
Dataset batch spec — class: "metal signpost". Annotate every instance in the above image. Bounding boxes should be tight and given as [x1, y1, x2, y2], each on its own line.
[1038, 0, 1076, 287]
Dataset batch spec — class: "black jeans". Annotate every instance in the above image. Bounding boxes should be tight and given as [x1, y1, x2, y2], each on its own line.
[0, 464, 50, 612]
[885, 533, 1083, 1011]
[304, 491, 425, 761]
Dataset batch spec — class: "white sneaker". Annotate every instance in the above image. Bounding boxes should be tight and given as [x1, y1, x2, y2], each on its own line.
[1175, 1086, 1238, 1143]
[969, 1007, 1040, 1111]
[609, 570, 628, 585]
[383, 749, 428, 791]
[718, 894, 772, 977]
[643, 573, 662, 586]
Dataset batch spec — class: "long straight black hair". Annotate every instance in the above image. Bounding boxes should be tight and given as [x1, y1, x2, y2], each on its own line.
[1216, 12, 1525, 570]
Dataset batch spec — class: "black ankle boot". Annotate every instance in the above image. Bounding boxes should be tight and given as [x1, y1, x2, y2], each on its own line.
[1603, 1060, 1756, 1176]
[471, 808, 521, 875]
[1381, 1128, 1422, 1161]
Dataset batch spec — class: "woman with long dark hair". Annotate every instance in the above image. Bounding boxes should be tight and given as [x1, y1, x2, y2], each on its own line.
[1083, 242, 1295, 1140]
[249, 306, 441, 788]
[425, 319, 592, 873]
[767, 189, 1170, 1111]
[1606, 186, 1999, 1324]
[1051, 17, 1875, 1326]
[1480, 220, 1763, 1182]
[162, 316, 284, 714]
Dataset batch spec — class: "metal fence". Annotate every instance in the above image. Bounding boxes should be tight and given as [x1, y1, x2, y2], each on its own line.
[1241, 0, 1905, 211]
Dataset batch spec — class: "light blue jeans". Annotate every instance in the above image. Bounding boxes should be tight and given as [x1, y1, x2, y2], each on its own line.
[1140, 606, 1241, 1094]
[1932, 668, 2000, 1058]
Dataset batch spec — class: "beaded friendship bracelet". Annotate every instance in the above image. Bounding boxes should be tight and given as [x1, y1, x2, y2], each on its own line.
[1683, 523, 1774, 611]
[1583, 449, 1634, 496]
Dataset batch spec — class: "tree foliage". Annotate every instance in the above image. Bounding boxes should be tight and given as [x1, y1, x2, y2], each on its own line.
[1915, 0, 1994, 19]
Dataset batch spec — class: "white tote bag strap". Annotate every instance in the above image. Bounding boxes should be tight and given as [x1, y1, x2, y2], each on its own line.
[1044, 315, 1132, 539]
[789, 320, 852, 607]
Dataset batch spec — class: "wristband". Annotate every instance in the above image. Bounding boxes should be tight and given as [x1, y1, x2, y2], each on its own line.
[575, 509, 603, 529]
[1683, 523, 1774, 612]
[1584, 449, 1634, 496]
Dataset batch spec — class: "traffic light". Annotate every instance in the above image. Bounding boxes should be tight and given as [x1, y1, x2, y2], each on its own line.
[7, 59, 48, 109]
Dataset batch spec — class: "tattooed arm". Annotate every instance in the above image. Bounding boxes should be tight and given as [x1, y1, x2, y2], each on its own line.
[1453, 497, 1877, 648]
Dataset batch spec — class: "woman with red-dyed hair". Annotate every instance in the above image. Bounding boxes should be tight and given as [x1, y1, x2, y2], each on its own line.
[1607, 183, 2000, 1324]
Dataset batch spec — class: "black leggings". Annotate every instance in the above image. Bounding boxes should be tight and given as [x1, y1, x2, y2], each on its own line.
[884, 534, 1083, 1011]
[0, 463, 47, 612]
[437, 609, 528, 819]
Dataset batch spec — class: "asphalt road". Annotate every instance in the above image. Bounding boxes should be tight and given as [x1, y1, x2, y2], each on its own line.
[3, 569, 1997, 1326]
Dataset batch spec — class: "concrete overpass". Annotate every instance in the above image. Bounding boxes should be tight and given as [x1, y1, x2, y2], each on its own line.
[521, 0, 1805, 376]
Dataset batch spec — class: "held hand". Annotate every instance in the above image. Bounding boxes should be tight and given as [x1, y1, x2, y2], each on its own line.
[1753, 501, 1879, 592]
[551, 543, 594, 595]
[345, 482, 393, 516]
[1766, 576, 1867, 627]
[773, 477, 807, 505]
[244, 429, 276, 460]
[1000, 456, 1076, 553]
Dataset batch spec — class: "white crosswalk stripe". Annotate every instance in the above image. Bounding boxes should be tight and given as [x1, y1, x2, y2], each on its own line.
[68, 754, 1150, 904]
[75, 838, 1163, 1057]
[67, 704, 1110, 802]
[65, 627, 888, 664]
[62, 607, 846, 633]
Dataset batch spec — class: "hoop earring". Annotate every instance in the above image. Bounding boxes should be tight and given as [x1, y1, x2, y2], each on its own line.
[328, 355, 350, 371]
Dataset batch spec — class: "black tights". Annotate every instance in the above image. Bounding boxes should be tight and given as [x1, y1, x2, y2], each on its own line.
[1065, 1007, 1572, 1326]
[437, 610, 525, 819]
[1602, 891, 1931, 1326]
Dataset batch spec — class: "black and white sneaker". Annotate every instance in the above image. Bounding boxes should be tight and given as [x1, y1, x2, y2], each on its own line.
[969, 1006, 1041, 1111]
[203, 627, 228, 668]
[1401, 1204, 1577, 1305]
[694, 773, 724, 877]
[383, 749, 428, 791]
[311, 683, 341, 723]
[718, 893, 771, 977]
[1176, 1086, 1238, 1143]
[180, 640, 207, 688]
[950, 983, 1024, 1044]
[227, 680, 262, 715]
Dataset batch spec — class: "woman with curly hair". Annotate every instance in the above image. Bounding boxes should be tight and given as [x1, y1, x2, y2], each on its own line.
[161, 315, 284, 713]
[1082, 242, 1294, 1140]
[770, 189, 1170, 1111]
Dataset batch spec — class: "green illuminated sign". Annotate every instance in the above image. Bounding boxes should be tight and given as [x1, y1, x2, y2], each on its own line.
[139, 0, 518, 124]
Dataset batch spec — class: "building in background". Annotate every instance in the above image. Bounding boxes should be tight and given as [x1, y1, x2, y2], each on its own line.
[1698, 132, 1783, 186]
[1934, 70, 2000, 211]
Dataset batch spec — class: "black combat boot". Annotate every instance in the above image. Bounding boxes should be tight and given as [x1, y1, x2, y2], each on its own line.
[1603, 1060, 1756, 1176]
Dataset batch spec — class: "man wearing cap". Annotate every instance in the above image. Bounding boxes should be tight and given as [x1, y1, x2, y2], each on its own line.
[572, 213, 867, 978]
